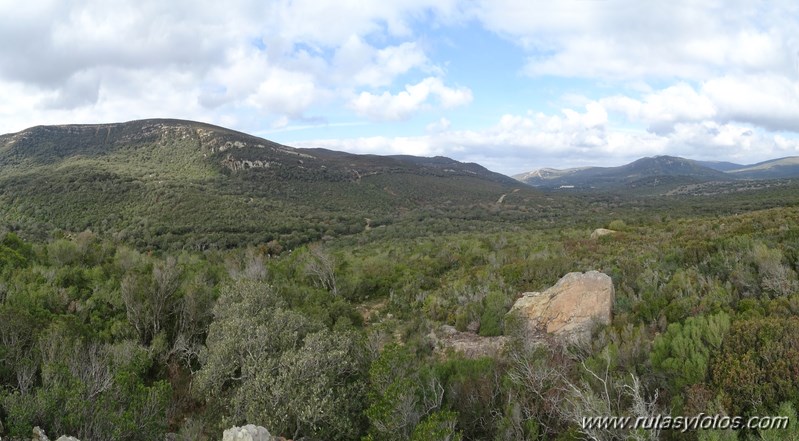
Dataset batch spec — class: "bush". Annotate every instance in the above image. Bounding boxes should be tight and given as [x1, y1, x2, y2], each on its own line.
[608, 219, 628, 231]
[479, 291, 507, 337]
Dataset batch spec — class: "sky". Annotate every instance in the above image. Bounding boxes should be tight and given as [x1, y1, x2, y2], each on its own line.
[1, 1, 799, 175]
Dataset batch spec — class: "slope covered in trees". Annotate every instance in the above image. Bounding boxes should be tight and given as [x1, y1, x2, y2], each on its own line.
[1, 185, 799, 439]
[0, 120, 535, 250]
[2, 121, 799, 440]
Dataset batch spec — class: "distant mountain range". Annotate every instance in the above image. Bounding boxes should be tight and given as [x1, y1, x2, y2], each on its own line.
[513, 155, 799, 189]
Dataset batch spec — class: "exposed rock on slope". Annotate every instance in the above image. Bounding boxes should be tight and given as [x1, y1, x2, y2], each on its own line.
[429, 325, 509, 359]
[590, 228, 616, 239]
[29, 426, 81, 441]
[507, 271, 614, 342]
[222, 424, 272, 441]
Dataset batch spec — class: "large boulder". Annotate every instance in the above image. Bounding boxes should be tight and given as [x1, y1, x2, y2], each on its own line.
[507, 271, 614, 342]
[222, 424, 272, 441]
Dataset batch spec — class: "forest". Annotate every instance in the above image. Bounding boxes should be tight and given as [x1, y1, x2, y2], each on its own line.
[1, 178, 799, 441]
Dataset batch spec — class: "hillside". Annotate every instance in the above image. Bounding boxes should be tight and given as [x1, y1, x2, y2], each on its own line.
[515, 155, 799, 190]
[514, 155, 730, 189]
[0, 119, 540, 249]
[695, 160, 745, 171]
[5, 121, 799, 441]
[727, 156, 799, 179]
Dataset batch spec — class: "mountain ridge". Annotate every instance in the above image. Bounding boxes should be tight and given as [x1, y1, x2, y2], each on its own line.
[515, 155, 799, 188]
[0, 119, 538, 249]
[0, 118, 517, 185]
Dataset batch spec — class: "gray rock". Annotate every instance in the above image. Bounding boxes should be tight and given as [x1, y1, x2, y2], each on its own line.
[222, 424, 272, 441]
[508, 271, 614, 343]
[32, 427, 50, 441]
[55, 436, 81, 441]
[431, 325, 509, 359]
[590, 228, 616, 239]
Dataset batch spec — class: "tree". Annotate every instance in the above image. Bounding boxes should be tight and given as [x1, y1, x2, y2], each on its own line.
[479, 290, 507, 337]
[759, 401, 799, 441]
[558, 349, 660, 441]
[195, 281, 369, 439]
[2, 325, 169, 441]
[364, 345, 446, 441]
[304, 244, 338, 296]
[752, 242, 797, 298]
[650, 312, 730, 393]
[121, 256, 182, 345]
[410, 410, 462, 441]
[194, 281, 318, 411]
[505, 342, 659, 441]
[711, 317, 799, 416]
[244, 329, 369, 440]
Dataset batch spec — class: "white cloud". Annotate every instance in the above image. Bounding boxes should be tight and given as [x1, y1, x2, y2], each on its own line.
[295, 107, 799, 175]
[260, 0, 463, 47]
[349, 77, 472, 121]
[703, 74, 799, 132]
[344, 40, 431, 88]
[470, 0, 798, 80]
[602, 83, 717, 133]
[3, 0, 799, 176]
[597, 75, 799, 134]
[426, 117, 452, 133]
[0, 0, 466, 133]
[247, 69, 319, 117]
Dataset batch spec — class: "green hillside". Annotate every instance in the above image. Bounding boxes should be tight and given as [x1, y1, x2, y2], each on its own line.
[515, 154, 799, 191]
[0, 119, 538, 249]
[515, 155, 731, 189]
[3, 120, 799, 441]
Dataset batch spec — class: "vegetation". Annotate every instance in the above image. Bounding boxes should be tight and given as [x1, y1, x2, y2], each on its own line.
[1, 120, 799, 440]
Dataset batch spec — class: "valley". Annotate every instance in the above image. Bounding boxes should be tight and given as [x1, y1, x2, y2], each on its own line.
[1, 121, 798, 440]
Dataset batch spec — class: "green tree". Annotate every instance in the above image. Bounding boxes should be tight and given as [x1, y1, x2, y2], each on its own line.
[711, 317, 799, 416]
[2, 326, 169, 441]
[194, 281, 319, 416]
[364, 345, 445, 441]
[759, 401, 799, 441]
[650, 312, 730, 393]
[479, 291, 507, 337]
[195, 281, 368, 440]
[410, 410, 462, 441]
[245, 329, 369, 440]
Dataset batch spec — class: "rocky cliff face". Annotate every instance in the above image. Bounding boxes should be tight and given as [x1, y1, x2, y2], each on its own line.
[507, 271, 614, 343]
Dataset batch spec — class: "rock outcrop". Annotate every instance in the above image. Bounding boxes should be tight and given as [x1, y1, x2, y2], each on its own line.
[222, 424, 272, 441]
[32, 427, 50, 441]
[507, 271, 614, 342]
[29, 427, 81, 441]
[429, 325, 509, 359]
[590, 228, 616, 239]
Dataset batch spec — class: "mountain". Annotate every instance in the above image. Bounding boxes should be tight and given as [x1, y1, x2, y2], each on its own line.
[513, 167, 591, 183]
[727, 157, 799, 179]
[514, 156, 730, 189]
[0, 119, 535, 249]
[695, 160, 745, 172]
[515, 155, 799, 190]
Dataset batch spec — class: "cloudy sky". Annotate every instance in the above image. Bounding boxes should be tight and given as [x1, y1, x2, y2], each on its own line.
[2, 0, 799, 175]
